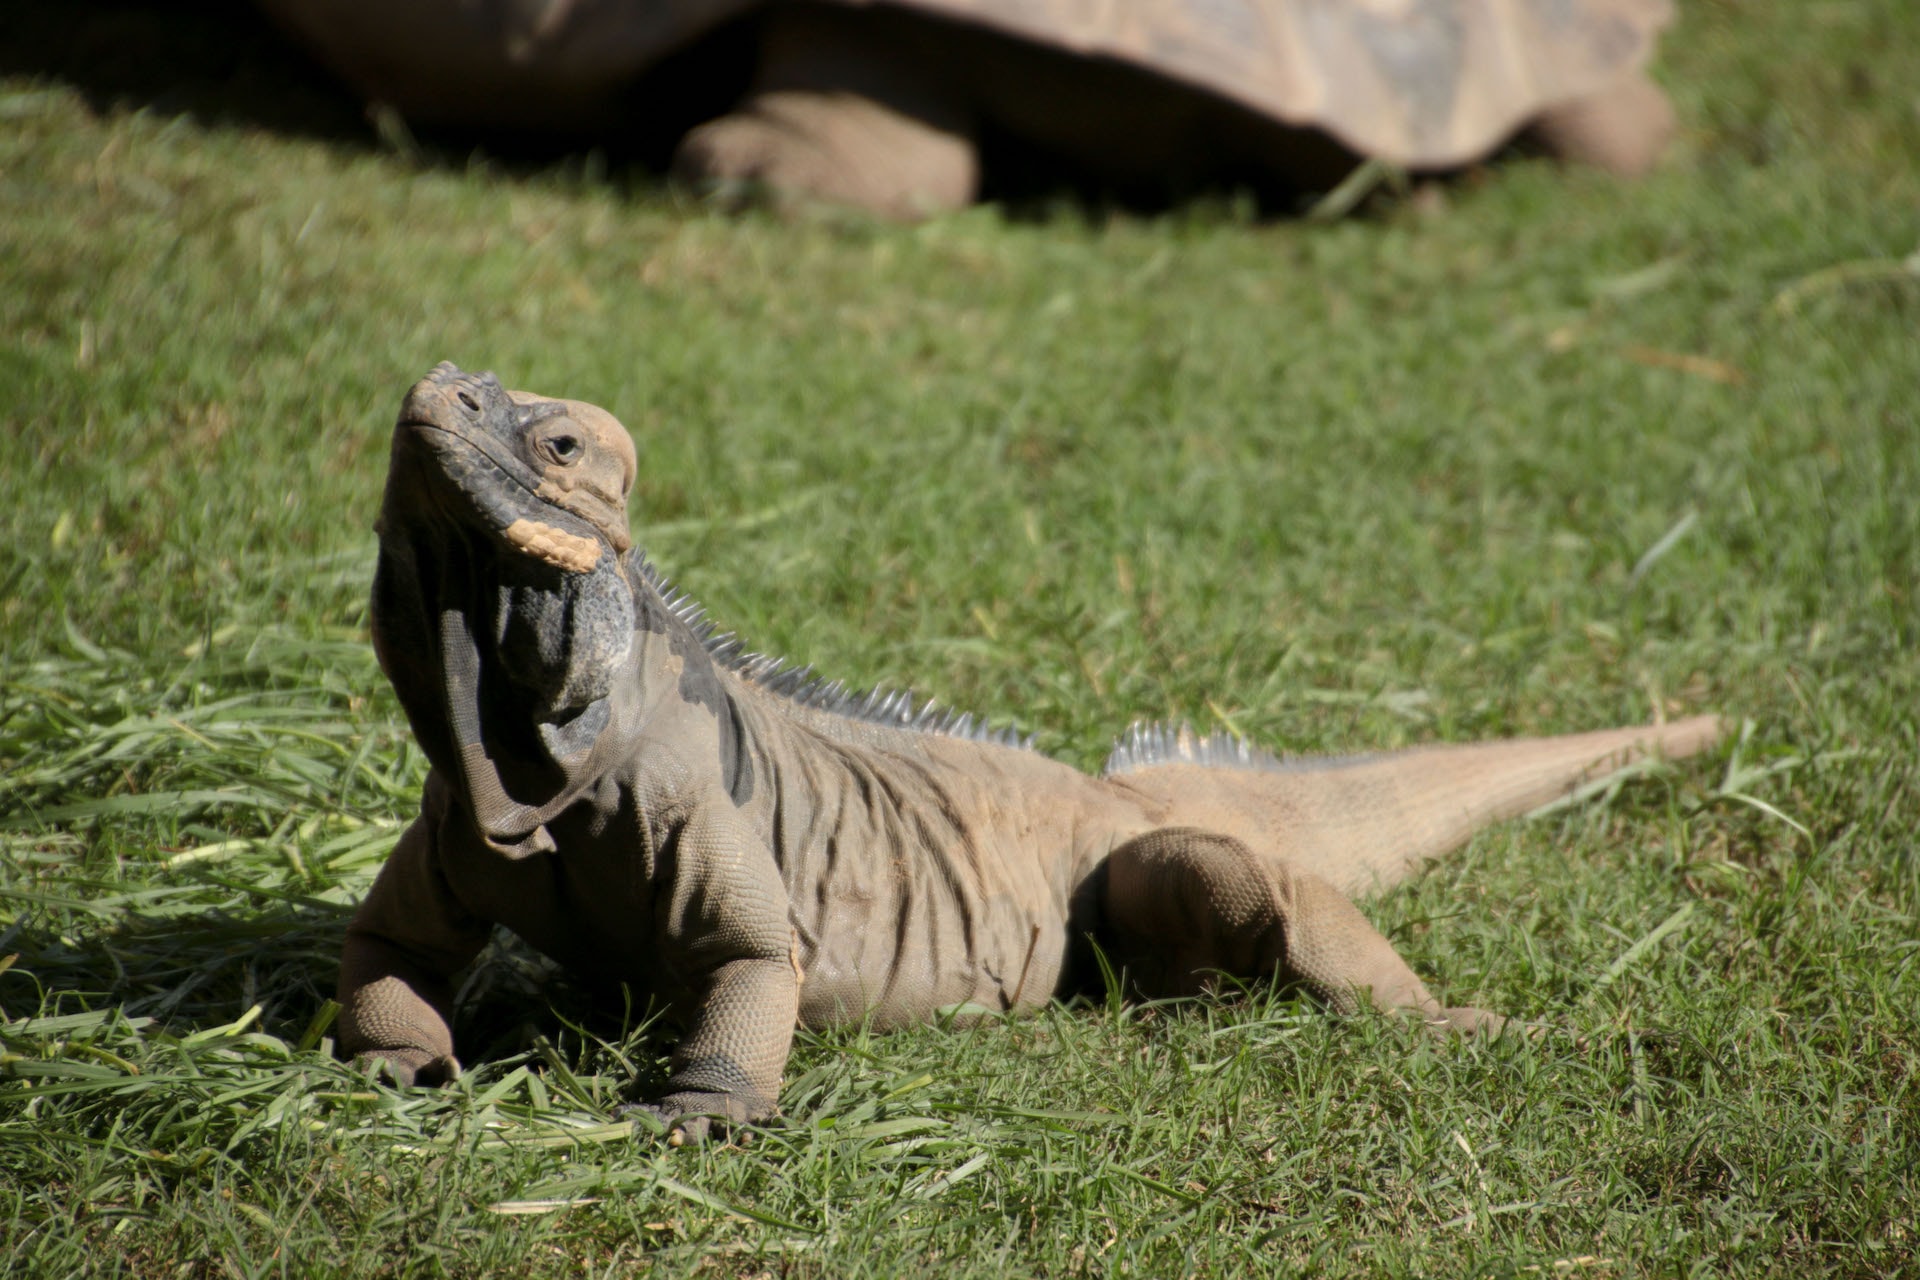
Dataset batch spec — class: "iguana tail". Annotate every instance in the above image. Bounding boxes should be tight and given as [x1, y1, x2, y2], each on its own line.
[1102, 715, 1724, 897]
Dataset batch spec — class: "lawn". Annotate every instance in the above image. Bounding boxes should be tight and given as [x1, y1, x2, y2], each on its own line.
[2, 1, 1917, 1275]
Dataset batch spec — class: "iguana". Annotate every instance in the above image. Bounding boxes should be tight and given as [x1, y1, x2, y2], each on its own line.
[340, 361, 1723, 1141]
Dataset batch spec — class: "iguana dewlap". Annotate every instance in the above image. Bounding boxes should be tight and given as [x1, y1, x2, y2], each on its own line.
[340, 362, 1723, 1140]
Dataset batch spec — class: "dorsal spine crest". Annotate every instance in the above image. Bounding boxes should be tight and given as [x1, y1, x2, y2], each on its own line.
[1102, 722, 1382, 777]
[632, 553, 1033, 750]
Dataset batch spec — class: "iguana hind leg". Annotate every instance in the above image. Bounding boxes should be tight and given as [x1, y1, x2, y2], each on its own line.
[1103, 827, 1503, 1034]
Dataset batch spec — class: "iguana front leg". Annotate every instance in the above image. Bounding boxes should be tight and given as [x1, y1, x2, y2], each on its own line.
[625, 954, 802, 1145]
[621, 798, 801, 1145]
[337, 788, 491, 1083]
[337, 934, 464, 1085]
[1103, 827, 1504, 1033]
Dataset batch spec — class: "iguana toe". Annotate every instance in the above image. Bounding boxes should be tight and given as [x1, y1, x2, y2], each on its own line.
[619, 1105, 712, 1147]
[618, 1090, 775, 1147]
[1426, 1006, 1511, 1037]
[1423, 1006, 1568, 1043]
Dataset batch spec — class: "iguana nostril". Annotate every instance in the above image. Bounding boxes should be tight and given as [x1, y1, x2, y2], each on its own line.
[458, 390, 481, 413]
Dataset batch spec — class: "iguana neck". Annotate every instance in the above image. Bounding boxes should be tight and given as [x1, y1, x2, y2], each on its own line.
[624, 567, 759, 808]
[373, 522, 645, 858]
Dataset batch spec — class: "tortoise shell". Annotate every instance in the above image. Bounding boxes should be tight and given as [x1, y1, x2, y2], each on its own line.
[257, 0, 1670, 167]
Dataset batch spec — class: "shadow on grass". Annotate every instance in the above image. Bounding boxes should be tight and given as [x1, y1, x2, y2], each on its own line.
[0, 0, 367, 141]
[0, 900, 667, 1084]
[0, 0, 1377, 217]
[0, 0, 751, 178]
[0, 900, 352, 1039]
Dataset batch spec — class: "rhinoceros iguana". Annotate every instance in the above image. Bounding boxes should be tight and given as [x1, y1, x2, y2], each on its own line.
[257, 0, 1677, 219]
[339, 361, 1722, 1141]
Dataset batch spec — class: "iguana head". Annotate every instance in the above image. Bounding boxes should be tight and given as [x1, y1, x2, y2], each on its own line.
[372, 362, 643, 856]
[388, 360, 636, 564]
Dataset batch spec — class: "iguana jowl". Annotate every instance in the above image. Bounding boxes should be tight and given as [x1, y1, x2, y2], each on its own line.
[341, 362, 1723, 1139]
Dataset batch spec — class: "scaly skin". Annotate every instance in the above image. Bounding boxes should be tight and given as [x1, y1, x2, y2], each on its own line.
[340, 362, 1723, 1141]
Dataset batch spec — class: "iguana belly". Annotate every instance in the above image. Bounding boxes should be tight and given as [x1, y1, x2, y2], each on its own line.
[797, 883, 1069, 1028]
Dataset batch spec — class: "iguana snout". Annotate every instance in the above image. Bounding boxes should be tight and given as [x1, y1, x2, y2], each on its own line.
[396, 361, 636, 569]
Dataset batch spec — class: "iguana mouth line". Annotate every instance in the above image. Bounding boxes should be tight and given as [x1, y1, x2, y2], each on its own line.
[401, 417, 608, 570]
[401, 417, 539, 501]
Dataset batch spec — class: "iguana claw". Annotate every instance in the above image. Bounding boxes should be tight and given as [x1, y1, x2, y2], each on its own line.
[1427, 1007, 1570, 1044]
[354, 1049, 462, 1088]
[617, 1091, 774, 1147]
[1428, 1006, 1510, 1037]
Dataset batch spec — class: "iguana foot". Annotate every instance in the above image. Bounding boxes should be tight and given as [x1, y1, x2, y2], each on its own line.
[353, 1047, 462, 1087]
[1419, 1006, 1569, 1044]
[618, 1090, 776, 1147]
[1423, 1005, 1510, 1037]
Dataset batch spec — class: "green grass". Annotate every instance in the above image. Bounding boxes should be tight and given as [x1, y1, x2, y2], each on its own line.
[3, 0, 1919, 1274]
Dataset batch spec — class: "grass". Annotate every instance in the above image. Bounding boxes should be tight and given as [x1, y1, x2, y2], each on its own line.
[2, 0, 1918, 1274]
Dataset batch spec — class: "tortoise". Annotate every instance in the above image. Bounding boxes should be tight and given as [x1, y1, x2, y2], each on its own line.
[254, 0, 1677, 218]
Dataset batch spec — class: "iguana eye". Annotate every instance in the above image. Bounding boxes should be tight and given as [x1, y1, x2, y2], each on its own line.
[538, 432, 582, 465]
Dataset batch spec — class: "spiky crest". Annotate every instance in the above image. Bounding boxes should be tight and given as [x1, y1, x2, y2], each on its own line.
[631, 554, 1033, 751]
[1102, 722, 1381, 778]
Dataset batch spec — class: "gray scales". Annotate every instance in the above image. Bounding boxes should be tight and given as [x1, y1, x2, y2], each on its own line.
[255, 0, 1678, 219]
[339, 362, 1724, 1142]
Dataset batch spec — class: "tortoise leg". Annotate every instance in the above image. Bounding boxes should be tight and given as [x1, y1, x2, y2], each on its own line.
[672, 6, 978, 219]
[1527, 70, 1676, 177]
